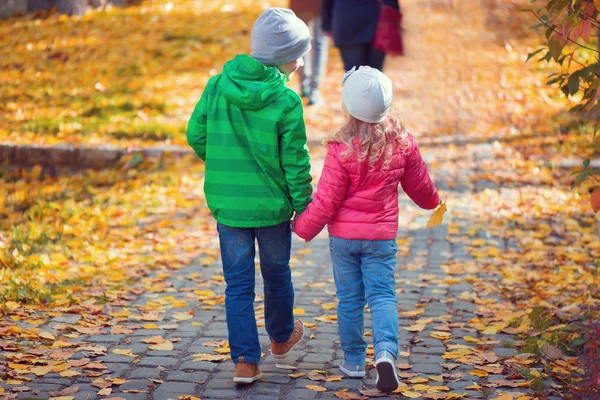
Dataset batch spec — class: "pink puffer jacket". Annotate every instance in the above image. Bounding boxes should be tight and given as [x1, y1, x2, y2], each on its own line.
[293, 133, 439, 241]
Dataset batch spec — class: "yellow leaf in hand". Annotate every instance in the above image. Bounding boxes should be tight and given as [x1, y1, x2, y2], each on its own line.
[426, 202, 447, 229]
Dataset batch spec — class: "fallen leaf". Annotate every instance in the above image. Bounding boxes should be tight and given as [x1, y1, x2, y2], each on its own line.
[306, 385, 327, 392]
[334, 389, 368, 399]
[140, 336, 165, 344]
[173, 311, 194, 321]
[150, 341, 174, 351]
[31, 366, 51, 376]
[427, 202, 447, 228]
[112, 349, 137, 357]
[49, 386, 79, 397]
[98, 388, 112, 395]
[542, 343, 565, 360]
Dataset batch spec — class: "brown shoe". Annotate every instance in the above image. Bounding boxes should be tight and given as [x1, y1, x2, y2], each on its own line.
[271, 318, 304, 360]
[233, 357, 261, 384]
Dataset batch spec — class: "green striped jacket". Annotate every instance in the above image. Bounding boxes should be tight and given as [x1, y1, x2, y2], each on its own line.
[186, 54, 313, 227]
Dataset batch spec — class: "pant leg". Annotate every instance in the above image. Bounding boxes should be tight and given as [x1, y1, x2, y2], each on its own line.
[367, 43, 386, 71]
[338, 43, 369, 72]
[310, 14, 330, 93]
[218, 223, 261, 365]
[256, 221, 294, 343]
[297, 14, 315, 94]
[330, 236, 367, 366]
[361, 240, 398, 358]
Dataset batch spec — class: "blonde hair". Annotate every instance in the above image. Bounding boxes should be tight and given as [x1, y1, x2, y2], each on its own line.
[330, 114, 411, 170]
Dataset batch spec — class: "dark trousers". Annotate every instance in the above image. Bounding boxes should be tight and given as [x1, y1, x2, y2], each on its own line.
[339, 43, 386, 71]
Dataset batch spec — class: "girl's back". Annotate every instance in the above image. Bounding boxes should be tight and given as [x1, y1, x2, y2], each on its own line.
[293, 66, 439, 242]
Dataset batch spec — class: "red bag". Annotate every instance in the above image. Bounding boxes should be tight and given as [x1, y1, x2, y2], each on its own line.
[374, 0, 404, 56]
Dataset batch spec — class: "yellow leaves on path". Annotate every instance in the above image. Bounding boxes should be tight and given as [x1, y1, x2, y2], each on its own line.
[334, 389, 368, 399]
[430, 331, 452, 340]
[172, 311, 194, 321]
[112, 349, 137, 357]
[140, 336, 166, 344]
[192, 353, 229, 362]
[30, 366, 52, 376]
[426, 202, 447, 229]
[150, 341, 174, 351]
[306, 385, 327, 392]
[469, 370, 489, 378]
[400, 309, 425, 317]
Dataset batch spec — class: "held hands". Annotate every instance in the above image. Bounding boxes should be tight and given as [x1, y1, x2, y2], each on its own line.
[291, 214, 310, 243]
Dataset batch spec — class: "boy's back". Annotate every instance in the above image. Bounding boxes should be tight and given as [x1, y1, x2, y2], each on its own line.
[187, 54, 312, 228]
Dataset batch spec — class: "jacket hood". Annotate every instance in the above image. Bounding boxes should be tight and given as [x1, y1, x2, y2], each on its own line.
[220, 54, 287, 110]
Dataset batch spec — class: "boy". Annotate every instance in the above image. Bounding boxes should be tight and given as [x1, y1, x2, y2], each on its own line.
[186, 8, 313, 384]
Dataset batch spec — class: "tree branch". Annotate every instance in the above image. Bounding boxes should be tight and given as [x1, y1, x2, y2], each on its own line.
[533, 13, 600, 54]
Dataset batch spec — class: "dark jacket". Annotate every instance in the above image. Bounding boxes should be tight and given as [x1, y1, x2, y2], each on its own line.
[322, 0, 400, 46]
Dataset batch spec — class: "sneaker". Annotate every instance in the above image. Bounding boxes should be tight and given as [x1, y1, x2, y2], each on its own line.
[271, 318, 304, 360]
[375, 350, 400, 392]
[339, 360, 366, 378]
[233, 357, 262, 384]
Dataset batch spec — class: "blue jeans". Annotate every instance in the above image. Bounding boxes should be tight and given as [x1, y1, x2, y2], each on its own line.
[329, 236, 398, 366]
[339, 43, 386, 72]
[217, 221, 294, 365]
[298, 14, 330, 95]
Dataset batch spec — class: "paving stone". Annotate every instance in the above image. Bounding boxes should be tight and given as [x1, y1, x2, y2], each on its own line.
[178, 361, 218, 371]
[409, 354, 445, 364]
[259, 373, 289, 384]
[494, 347, 517, 357]
[411, 363, 443, 374]
[87, 334, 126, 343]
[205, 378, 238, 390]
[324, 379, 364, 390]
[120, 379, 153, 390]
[302, 353, 334, 363]
[156, 381, 198, 393]
[285, 388, 320, 399]
[127, 367, 162, 380]
[138, 356, 178, 367]
[166, 371, 209, 383]
[412, 345, 445, 355]
[25, 383, 63, 391]
[248, 382, 281, 395]
[74, 392, 98, 400]
[201, 389, 244, 399]
[248, 395, 279, 400]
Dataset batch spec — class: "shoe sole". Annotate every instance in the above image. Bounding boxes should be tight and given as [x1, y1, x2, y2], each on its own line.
[272, 323, 305, 360]
[375, 359, 399, 393]
[339, 363, 366, 378]
[233, 372, 262, 384]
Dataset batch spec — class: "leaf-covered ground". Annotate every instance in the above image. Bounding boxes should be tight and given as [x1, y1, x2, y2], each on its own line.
[1, 0, 599, 399]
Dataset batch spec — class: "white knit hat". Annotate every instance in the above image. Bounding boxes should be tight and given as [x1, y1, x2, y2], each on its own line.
[251, 8, 311, 66]
[342, 66, 393, 123]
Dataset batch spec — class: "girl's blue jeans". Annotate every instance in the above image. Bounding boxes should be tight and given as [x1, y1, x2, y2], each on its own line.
[217, 221, 294, 365]
[329, 236, 399, 366]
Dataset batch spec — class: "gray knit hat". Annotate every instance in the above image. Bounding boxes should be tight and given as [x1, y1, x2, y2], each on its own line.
[251, 8, 311, 66]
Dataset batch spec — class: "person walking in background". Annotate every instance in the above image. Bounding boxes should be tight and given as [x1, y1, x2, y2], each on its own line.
[290, 0, 329, 105]
[186, 8, 313, 384]
[293, 66, 440, 392]
[322, 0, 400, 72]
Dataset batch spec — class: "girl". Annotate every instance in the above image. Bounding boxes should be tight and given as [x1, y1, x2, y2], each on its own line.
[293, 66, 440, 392]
